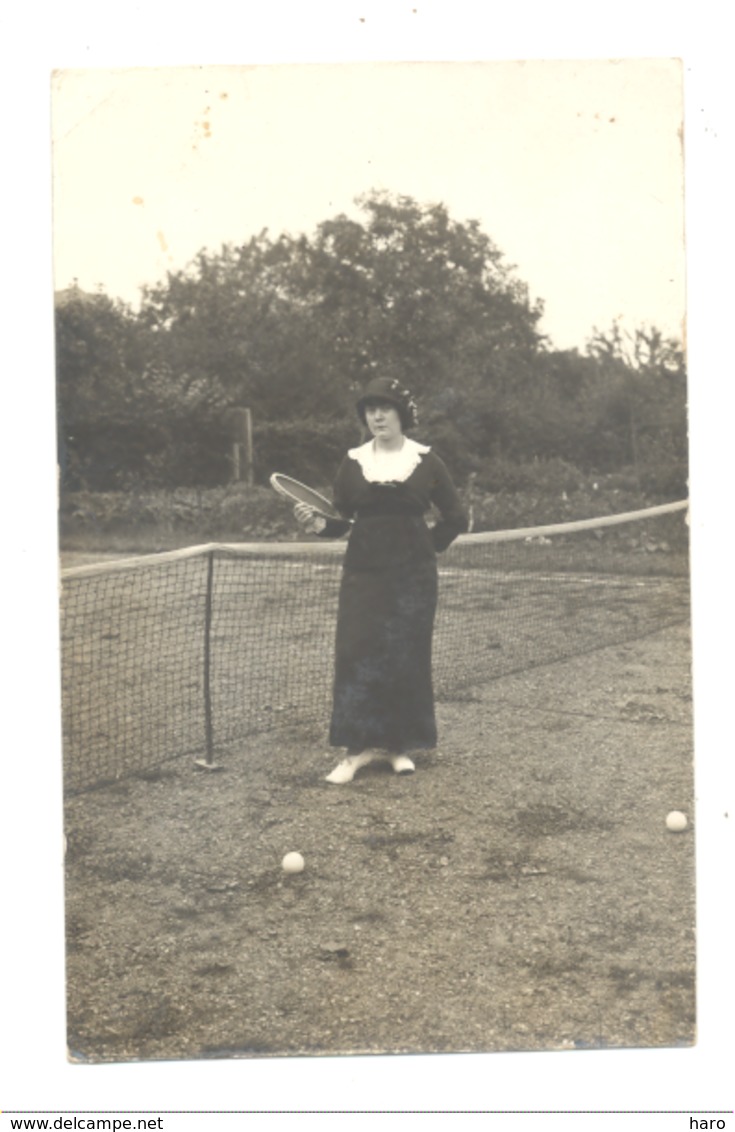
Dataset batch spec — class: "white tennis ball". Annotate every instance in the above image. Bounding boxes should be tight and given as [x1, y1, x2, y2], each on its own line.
[666, 811, 688, 832]
[282, 851, 305, 874]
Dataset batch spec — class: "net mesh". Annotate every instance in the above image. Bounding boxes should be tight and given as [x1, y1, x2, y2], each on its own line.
[60, 502, 689, 793]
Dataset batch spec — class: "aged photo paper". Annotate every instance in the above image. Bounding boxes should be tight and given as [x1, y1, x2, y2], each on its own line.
[53, 60, 694, 1065]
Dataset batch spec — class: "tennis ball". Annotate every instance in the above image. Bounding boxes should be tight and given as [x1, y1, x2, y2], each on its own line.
[665, 811, 688, 832]
[282, 851, 305, 874]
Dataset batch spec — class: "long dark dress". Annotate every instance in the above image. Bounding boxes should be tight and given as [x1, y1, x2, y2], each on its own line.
[320, 440, 467, 754]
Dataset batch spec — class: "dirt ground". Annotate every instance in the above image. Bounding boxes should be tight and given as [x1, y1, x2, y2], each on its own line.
[63, 619, 694, 1063]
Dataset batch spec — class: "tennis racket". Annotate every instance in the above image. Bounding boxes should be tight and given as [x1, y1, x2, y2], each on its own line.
[269, 473, 343, 521]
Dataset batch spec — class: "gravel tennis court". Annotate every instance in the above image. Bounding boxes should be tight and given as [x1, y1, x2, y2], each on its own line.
[64, 620, 694, 1062]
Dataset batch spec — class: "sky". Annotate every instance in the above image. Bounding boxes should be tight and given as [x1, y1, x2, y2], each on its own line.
[52, 59, 685, 351]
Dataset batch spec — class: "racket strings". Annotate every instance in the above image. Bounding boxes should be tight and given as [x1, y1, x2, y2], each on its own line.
[270, 473, 339, 518]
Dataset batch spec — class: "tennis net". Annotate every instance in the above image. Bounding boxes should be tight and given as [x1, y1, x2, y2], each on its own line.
[60, 500, 689, 793]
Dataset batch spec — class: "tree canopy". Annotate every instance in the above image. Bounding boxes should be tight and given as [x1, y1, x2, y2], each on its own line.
[56, 191, 687, 495]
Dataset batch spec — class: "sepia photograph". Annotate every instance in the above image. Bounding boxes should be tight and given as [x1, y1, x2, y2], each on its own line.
[53, 59, 694, 1064]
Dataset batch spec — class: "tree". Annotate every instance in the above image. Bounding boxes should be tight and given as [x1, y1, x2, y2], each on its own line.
[137, 192, 547, 433]
[125, 192, 551, 483]
[138, 234, 353, 422]
[56, 285, 145, 424]
[56, 286, 155, 489]
[299, 191, 546, 410]
[585, 321, 687, 490]
[61, 195, 688, 495]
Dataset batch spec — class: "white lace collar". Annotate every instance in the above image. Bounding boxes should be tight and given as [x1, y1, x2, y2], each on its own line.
[348, 437, 430, 483]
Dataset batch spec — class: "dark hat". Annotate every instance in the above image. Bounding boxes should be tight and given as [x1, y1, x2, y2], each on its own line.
[356, 377, 419, 431]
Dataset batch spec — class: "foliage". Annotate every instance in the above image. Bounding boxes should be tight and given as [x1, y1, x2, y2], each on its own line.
[56, 289, 147, 422]
[59, 413, 233, 491]
[55, 195, 688, 497]
[474, 456, 586, 494]
[252, 418, 362, 486]
[60, 472, 686, 555]
[584, 322, 688, 482]
[59, 484, 296, 544]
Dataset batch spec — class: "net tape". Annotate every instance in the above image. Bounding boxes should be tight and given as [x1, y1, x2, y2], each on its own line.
[60, 500, 689, 793]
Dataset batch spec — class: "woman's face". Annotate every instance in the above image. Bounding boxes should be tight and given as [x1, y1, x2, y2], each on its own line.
[365, 400, 403, 442]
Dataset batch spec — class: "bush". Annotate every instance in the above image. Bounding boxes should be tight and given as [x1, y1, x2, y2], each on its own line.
[59, 484, 305, 549]
[59, 413, 366, 494]
[638, 460, 689, 498]
[419, 417, 481, 481]
[59, 414, 233, 491]
[252, 418, 361, 487]
[474, 457, 586, 495]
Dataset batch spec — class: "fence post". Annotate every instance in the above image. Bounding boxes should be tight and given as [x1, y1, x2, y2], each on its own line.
[228, 407, 254, 485]
[243, 407, 254, 486]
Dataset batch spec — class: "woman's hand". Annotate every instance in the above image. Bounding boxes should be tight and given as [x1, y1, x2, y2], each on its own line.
[293, 502, 327, 534]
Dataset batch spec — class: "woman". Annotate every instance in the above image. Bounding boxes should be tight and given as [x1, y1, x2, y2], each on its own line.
[294, 377, 468, 784]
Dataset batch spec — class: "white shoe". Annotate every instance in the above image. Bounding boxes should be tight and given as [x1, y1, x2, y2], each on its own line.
[325, 752, 376, 784]
[389, 754, 415, 775]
